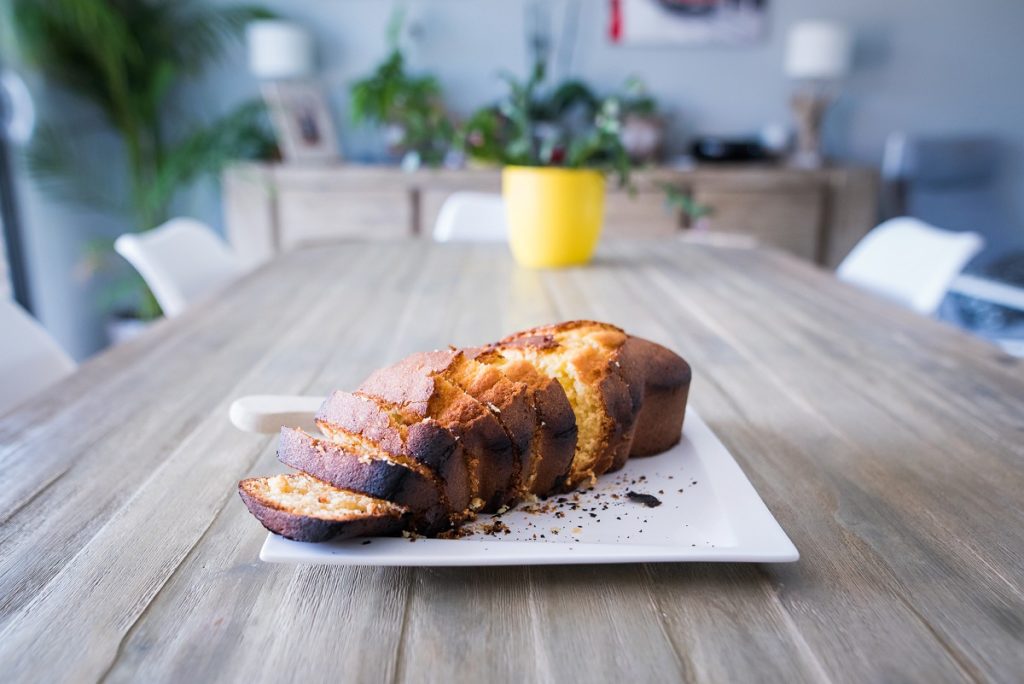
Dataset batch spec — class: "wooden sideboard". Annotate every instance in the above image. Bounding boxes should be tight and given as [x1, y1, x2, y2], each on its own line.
[223, 162, 878, 269]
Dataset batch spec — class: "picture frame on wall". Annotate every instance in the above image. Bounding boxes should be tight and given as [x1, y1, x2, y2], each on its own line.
[261, 80, 340, 164]
[609, 0, 768, 46]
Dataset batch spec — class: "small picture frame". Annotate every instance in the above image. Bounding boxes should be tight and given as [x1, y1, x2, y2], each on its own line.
[261, 80, 340, 164]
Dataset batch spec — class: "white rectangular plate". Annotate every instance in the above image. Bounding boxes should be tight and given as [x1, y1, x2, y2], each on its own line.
[260, 408, 798, 566]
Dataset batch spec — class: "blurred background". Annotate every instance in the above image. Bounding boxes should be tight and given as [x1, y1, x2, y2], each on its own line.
[2, 0, 1022, 361]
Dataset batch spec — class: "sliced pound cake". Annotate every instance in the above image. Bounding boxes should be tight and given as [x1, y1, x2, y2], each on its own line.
[238, 473, 408, 542]
[237, 320, 692, 543]
[357, 350, 521, 512]
[315, 390, 473, 519]
[467, 347, 577, 496]
[491, 321, 641, 487]
[432, 349, 536, 498]
[277, 427, 450, 534]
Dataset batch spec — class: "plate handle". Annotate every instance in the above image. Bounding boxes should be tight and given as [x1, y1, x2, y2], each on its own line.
[229, 394, 323, 433]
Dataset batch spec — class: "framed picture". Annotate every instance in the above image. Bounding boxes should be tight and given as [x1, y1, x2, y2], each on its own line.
[261, 80, 340, 164]
[609, 0, 768, 46]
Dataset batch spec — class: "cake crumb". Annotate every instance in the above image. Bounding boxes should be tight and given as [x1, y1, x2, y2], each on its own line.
[626, 491, 662, 507]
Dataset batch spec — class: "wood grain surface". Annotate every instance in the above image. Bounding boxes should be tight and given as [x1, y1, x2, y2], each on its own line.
[1, 240, 1022, 683]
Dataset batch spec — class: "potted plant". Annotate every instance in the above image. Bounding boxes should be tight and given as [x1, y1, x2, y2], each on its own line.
[7, 0, 276, 340]
[350, 10, 453, 168]
[461, 61, 631, 268]
[662, 183, 713, 232]
[618, 76, 665, 164]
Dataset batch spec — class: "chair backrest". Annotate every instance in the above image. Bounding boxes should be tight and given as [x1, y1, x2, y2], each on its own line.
[0, 299, 76, 415]
[883, 133, 999, 187]
[837, 217, 984, 315]
[881, 133, 1004, 234]
[432, 192, 508, 243]
[115, 218, 243, 318]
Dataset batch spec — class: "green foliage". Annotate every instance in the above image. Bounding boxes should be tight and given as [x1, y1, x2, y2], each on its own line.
[349, 9, 453, 166]
[619, 75, 658, 117]
[460, 62, 632, 187]
[7, 0, 276, 318]
[134, 99, 275, 225]
[660, 183, 713, 221]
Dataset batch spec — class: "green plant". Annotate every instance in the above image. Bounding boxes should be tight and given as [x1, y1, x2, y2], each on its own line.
[619, 75, 658, 117]
[661, 183, 713, 225]
[460, 60, 631, 187]
[350, 9, 452, 166]
[6, 0, 276, 319]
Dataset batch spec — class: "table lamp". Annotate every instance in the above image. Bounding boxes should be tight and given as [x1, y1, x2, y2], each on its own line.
[246, 20, 315, 80]
[784, 21, 852, 169]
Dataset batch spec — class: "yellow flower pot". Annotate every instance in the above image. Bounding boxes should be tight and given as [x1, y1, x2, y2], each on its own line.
[502, 166, 606, 268]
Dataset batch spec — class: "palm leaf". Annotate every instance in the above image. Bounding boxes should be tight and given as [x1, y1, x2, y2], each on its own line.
[166, 3, 274, 75]
[24, 122, 127, 215]
[137, 100, 274, 224]
[9, 0, 139, 129]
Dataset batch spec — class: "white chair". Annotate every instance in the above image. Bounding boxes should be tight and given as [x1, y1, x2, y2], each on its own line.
[881, 132, 1002, 229]
[837, 217, 984, 315]
[115, 218, 244, 318]
[432, 192, 508, 242]
[0, 299, 76, 415]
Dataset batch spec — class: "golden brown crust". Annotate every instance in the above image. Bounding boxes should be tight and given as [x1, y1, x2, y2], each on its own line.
[315, 390, 472, 515]
[439, 351, 535, 501]
[467, 348, 577, 495]
[277, 427, 449, 534]
[499, 323, 692, 467]
[494, 320, 641, 485]
[357, 350, 516, 512]
[604, 336, 645, 471]
[592, 354, 637, 473]
[238, 476, 408, 542]
[528, 376, 578, 493]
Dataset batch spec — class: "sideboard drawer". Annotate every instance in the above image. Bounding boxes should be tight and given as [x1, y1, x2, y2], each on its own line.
[277, 189, 411, 248]
[604, 192, 680, 238]
[693, 188, 825, 262]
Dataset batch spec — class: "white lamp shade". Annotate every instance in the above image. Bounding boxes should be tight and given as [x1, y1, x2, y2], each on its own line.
[785, 21, 852, 80]
[247, 20, 315, 80]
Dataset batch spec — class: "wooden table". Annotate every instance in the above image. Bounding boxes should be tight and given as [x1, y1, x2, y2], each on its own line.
[2, 241, 1022, 683]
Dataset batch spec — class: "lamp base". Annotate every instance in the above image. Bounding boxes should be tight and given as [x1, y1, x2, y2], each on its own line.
[788, 148, 825, 170]
[789, 87, 834, 170]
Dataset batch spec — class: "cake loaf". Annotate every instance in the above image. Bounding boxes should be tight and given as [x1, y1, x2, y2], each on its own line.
[239, 321, 691, 542]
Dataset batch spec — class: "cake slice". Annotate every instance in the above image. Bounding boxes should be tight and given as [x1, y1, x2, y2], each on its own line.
[238, 473, 408, 542]
[436, 350, 536, 496]
[468, 347, 577, 496]
[277, 427, 450, 534]
[491, 321, 641, 487]
[357, 350, 521, 512]
[315, 390, 473, 519]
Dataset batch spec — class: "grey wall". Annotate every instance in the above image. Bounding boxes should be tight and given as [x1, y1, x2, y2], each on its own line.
[14, 0, 1024, 359]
